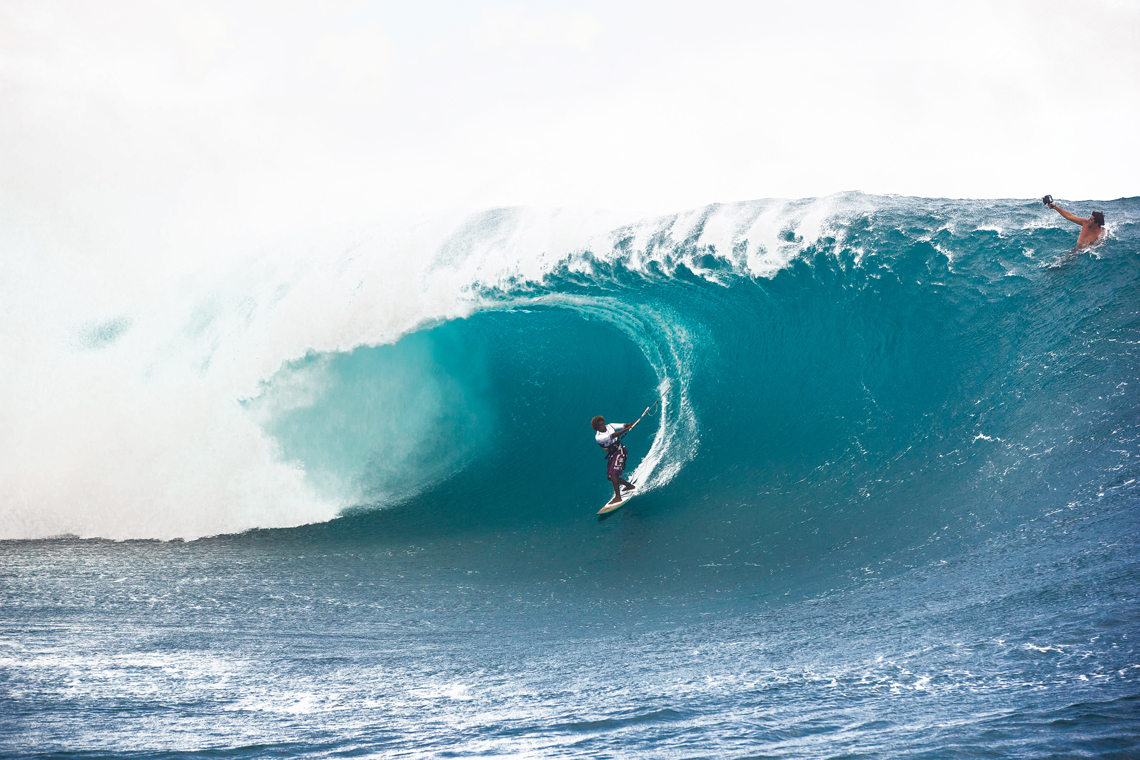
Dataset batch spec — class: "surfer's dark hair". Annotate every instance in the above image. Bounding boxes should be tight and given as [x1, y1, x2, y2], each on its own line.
[591, 416, 605, 430]
[1091, 211, 1105, 226]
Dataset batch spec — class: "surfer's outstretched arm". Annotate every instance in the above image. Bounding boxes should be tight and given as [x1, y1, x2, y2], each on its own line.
[616, 420, 638, 440]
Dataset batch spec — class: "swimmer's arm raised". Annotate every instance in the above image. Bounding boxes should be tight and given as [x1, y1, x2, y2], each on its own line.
[1049, 203, 1088, 226]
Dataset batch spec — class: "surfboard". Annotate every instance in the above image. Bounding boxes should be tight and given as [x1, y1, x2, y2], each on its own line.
[598, 487, 638, 515]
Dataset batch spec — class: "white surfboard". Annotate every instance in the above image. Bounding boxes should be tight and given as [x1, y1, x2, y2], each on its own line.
[598, 486, 639, 515]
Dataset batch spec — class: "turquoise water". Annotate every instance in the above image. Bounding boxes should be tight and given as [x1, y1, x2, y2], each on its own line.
[2, 195, 1138, 757]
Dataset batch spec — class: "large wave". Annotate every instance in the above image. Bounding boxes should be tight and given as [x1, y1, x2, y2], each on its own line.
[3, 194, 1138, 578]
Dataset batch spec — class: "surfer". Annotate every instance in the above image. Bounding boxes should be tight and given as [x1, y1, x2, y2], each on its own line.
[1044, 196, 1105, 248]
[592, 415, 638, 506]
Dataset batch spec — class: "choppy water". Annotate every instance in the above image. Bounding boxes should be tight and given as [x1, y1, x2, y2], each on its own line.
[2, 194, 1138, 757]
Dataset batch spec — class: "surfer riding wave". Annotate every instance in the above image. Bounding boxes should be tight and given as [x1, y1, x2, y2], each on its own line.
[593, 416, 637, 506]
[591, 388, 667, 509]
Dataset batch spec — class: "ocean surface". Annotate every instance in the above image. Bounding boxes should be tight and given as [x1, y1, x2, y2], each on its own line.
[2, 194, 1138, 758]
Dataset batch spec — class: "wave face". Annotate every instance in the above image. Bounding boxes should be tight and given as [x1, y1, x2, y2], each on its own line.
[4, 194, 1139, 564]
[256, 194, 1140, 589]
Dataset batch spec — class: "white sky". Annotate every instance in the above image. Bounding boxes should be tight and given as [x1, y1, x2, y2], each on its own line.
[1, 0, 1137, 264]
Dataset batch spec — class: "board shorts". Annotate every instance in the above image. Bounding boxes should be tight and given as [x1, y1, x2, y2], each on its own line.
[606, 444, 628, 479]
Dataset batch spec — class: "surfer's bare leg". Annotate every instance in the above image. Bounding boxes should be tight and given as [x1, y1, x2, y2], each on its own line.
[609, 476, 635, 502]
[609, 478, 622, 503]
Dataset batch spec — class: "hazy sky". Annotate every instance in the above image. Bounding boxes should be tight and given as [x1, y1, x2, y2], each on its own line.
[2, 0, 1137, 262]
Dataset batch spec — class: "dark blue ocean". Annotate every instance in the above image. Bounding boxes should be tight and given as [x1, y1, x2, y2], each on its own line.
[2, 195, 1138, 758]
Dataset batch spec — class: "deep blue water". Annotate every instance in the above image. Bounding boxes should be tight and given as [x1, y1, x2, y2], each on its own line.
[2, 195, 1138, 757]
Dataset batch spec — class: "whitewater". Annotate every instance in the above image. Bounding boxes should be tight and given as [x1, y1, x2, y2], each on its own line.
[2, 193, 1138, 758]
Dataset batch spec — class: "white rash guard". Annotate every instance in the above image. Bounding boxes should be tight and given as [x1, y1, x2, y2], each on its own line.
[595, 423, 628, 449]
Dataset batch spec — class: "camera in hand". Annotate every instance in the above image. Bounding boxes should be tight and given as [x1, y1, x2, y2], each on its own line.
[1042, 195, 1053, 206]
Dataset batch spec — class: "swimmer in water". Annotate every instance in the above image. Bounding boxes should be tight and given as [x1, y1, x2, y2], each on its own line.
[1046, 199, 1105, 249]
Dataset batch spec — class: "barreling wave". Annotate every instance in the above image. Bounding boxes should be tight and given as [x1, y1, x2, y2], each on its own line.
[3, 194, 1138, 584]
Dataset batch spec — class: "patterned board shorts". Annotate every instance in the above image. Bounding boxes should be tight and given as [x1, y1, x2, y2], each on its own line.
[606, 444, 628, 479]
